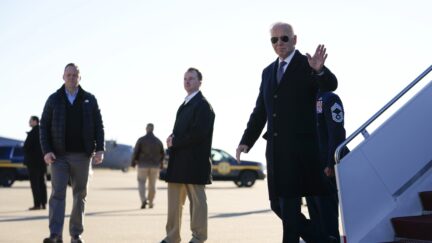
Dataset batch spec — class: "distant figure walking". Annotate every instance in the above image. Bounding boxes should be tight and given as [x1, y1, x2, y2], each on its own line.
[23, 115, 47, 210]
[40, 63, 105, 243]
[131, 123, 164, 209]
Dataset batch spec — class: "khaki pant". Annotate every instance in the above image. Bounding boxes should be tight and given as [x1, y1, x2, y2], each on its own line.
[164, 183, 207, 243]
[137, 167, 160, 206]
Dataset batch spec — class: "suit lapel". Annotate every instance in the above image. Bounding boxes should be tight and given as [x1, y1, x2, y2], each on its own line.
[176, 91, 202, 116]
[175, 103, 185, 118]
[270, 59, 279, 93]
[174, 91, 203, 132]
[184, 91, 202, 107]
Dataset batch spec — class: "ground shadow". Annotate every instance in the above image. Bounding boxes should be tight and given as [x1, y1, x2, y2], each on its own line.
[209, 209, 272, 219]
[0, 208, 164, 223]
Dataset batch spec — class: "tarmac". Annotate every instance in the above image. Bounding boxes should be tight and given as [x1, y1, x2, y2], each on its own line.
[0, 169, 320, 243]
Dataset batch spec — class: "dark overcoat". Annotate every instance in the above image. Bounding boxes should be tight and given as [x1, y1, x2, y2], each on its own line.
[240, 50, 338, 199]
[165, 91, 215, 185]
[23, 125, 46, 170]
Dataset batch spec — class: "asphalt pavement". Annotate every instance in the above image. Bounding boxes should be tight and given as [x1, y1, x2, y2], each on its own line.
[0, 169, 315, 243]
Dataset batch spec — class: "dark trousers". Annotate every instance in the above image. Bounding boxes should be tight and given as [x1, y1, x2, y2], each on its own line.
[28, 167, 47, 207]
[49, 153, 91, 237]
[306, 177, 340, 243]
[271, 197, 327, 243]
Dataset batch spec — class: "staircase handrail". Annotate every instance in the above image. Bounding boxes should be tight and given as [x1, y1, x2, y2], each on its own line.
[335, 65, 432, 164]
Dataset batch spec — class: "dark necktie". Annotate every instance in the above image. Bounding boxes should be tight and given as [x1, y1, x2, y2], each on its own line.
[277, 61, 287, 84]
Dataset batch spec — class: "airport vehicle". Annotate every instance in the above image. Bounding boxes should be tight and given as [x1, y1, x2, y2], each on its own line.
[0, 145, 28, 187]
[160, 148, 266, 187]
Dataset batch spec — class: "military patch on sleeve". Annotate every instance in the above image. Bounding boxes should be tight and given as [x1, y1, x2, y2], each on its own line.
[331, 103, 344, 123]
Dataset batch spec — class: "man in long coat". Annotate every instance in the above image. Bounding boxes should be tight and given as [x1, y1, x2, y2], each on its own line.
[24, 115, 47, 210]
[161, 67, 215, 243]
[236, 22, 338, 243]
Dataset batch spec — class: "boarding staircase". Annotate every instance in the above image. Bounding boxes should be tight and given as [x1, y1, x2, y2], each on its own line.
[389, 191, 432, 242]
[334, 65, 432, 243]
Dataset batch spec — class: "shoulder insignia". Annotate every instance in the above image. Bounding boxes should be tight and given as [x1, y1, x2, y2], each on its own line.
[331, 103, 344, 123]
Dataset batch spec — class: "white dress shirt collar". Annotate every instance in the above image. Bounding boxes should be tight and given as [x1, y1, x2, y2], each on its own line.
[278, 49, 296, 73]
[184, 90, 200, 105]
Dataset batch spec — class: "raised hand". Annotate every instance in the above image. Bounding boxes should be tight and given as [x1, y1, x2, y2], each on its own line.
[306, 44, 328, 72]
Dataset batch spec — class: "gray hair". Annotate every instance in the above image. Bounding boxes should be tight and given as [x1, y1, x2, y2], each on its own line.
[270, 22, 294, 36]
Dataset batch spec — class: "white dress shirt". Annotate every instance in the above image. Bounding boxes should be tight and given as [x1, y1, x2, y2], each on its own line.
[278, 49, 296, 73]
[184, 90, 199, 105]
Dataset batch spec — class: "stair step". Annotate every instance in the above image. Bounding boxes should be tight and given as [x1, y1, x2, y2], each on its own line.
[385, 239, 432, 243]
[420, 191, 432, 211]
[391, 215, 432, 241]
[381, 239, 432, 243]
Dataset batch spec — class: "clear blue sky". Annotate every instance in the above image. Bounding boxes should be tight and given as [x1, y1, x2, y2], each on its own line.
[1, 0, 431, 163]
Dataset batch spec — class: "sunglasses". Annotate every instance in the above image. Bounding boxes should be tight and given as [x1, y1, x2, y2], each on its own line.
[271, 36, 289, 44]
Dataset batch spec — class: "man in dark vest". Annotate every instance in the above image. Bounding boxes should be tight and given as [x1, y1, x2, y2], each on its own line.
[161, 68, 215, 243]
[236, 22, 338, 243]
[40, 63, 105, 243]
[24, 115, 47, 210]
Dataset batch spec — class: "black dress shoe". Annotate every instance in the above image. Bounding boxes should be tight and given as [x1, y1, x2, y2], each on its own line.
[43, 234, 63, 243]
[29, 206, 41, 210]
[141, 201, 147, 209]
[71, 235, 84, 243]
